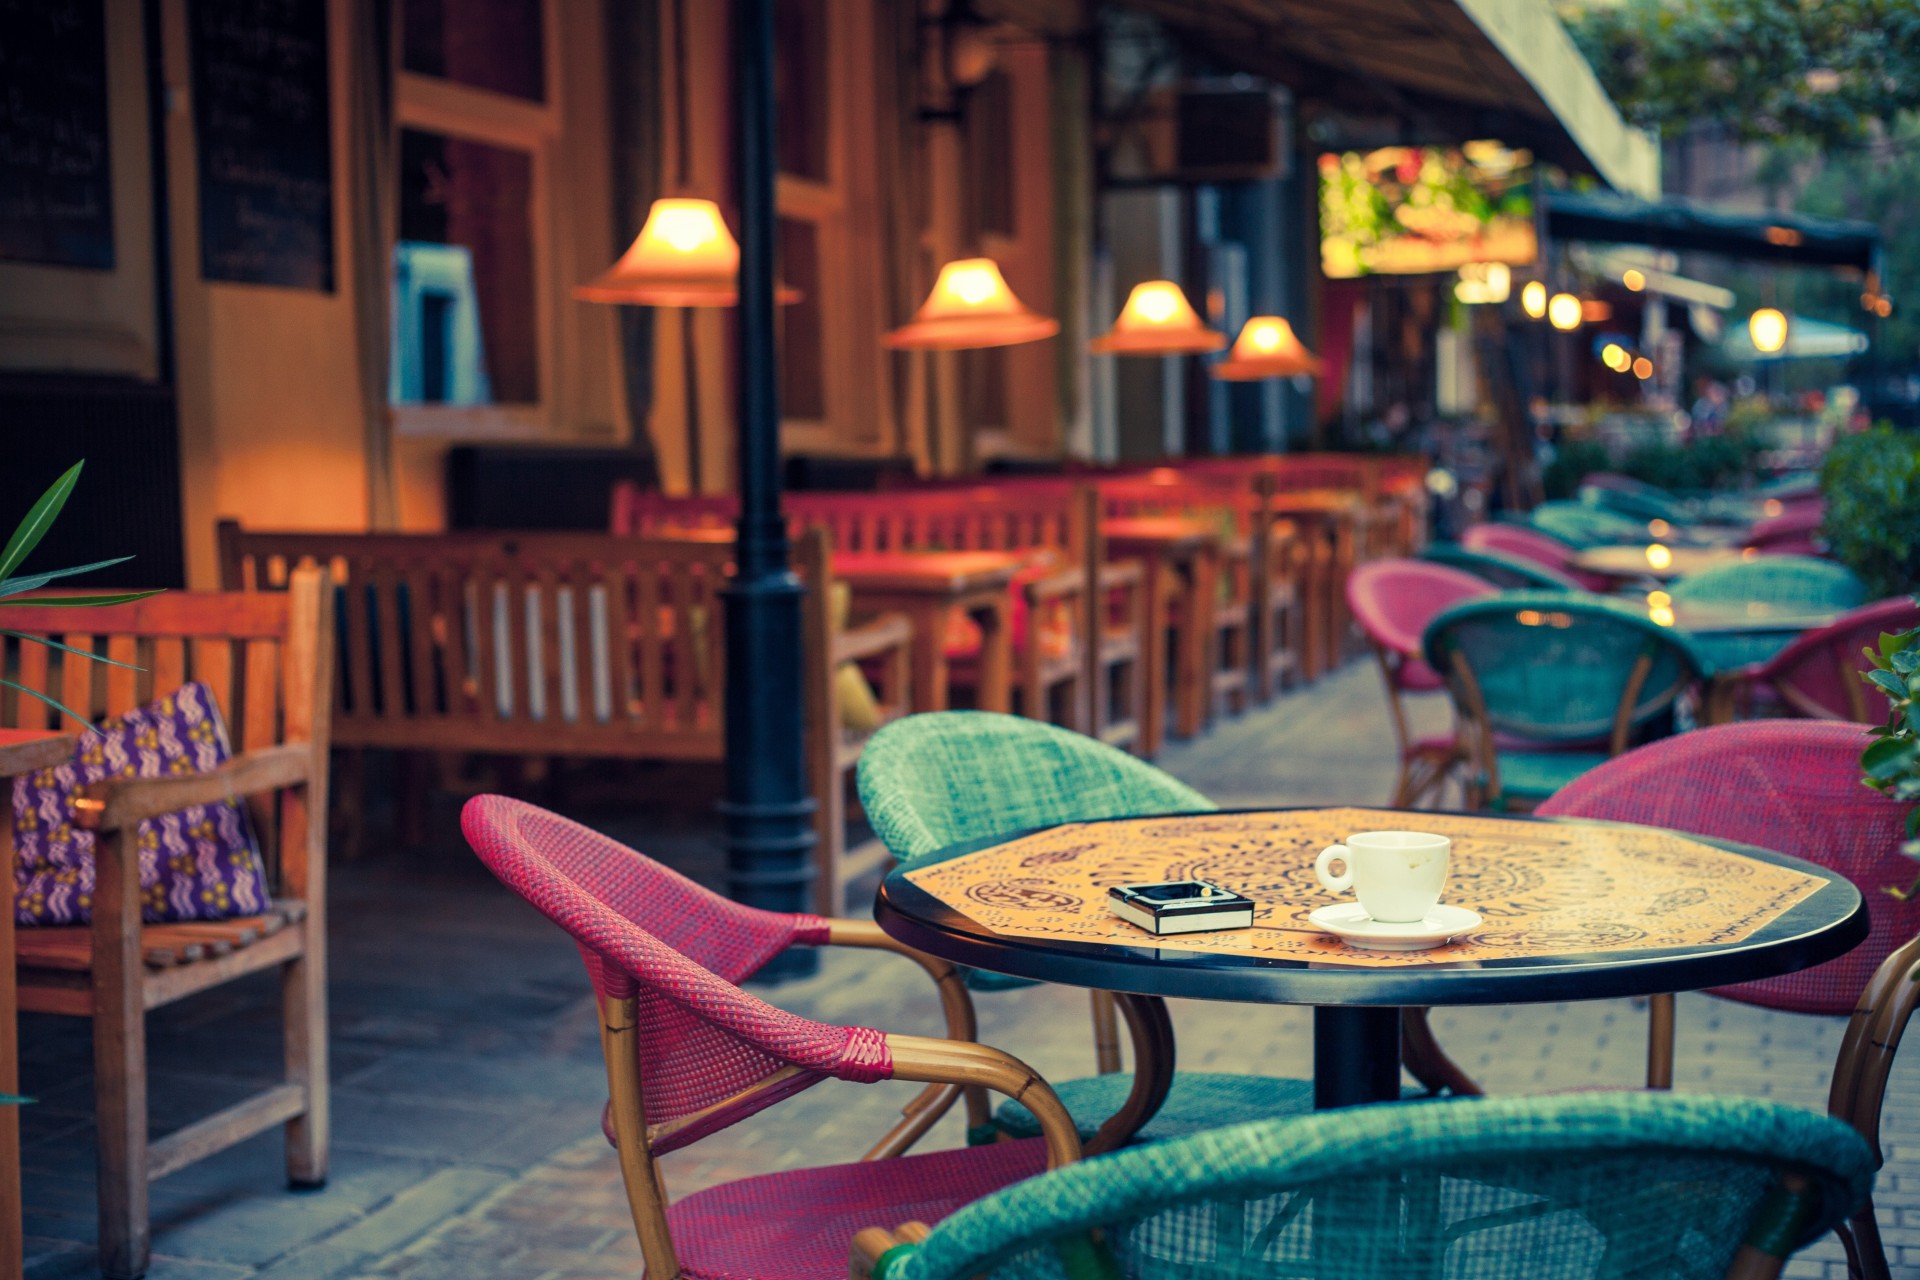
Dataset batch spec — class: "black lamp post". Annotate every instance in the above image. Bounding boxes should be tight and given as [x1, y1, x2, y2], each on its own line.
[723, 0, 817, 978]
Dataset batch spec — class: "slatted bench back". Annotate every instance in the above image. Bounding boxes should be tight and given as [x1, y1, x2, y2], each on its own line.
[218, 525, 735, 759]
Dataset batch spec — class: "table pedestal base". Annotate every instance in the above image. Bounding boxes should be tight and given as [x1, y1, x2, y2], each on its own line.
[1314, 1006, 1402, 1108]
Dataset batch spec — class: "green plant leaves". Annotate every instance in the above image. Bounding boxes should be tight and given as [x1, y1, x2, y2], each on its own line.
[0, 677, 92, 728]
[0, 556, 135, 599]
[0, 461, 82, 584]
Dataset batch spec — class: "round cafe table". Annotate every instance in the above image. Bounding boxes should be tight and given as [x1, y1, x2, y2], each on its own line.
[874, 808, 1865, 1128]
[1571, 544, 1747, 584]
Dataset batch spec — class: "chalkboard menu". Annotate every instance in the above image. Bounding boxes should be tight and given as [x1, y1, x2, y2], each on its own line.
[0, 1, 115, 270]
[190, 0, 335, 290]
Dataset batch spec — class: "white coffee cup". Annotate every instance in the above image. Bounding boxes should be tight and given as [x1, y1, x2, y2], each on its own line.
[1314, 831, 1451, 923]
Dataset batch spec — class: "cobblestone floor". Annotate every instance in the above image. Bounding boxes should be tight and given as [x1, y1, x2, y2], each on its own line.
[21, 663, 1920, 1279]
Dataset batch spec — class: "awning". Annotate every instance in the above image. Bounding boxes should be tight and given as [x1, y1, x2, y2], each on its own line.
[1722, 314, 1871, 361]
[1545, 190, 1883, 274]
[1113, 0, 1660, 196]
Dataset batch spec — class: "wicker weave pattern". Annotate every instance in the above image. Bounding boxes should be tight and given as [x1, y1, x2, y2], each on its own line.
[461, 796, 888, 1133]
[857, 712, 1215, 864]
[1462, 524, 1612, 592]
[1347, 558, 1493, 690]
[890, 1094, 1875, 1280]
[1421, 543, 1585, 591]
[1537, 720, 1916, 1014]
[1666, 555, 1865, 609]
[1731, 597, 1920, 722]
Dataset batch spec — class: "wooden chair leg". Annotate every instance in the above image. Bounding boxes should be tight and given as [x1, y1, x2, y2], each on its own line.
[1400, 1008, 1482, 1096]
[1089, 991, 1122, 1075]
[1646, 992, 1676, 1089]
[93, 830, 149, 1280]
[283, 937, 330, 1187]
[1836, 1201, 1892, 1280]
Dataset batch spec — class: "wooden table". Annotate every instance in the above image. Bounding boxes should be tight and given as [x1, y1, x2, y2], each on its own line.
[878, 807, 1866, 1129]
[1266, 493, 1361, 680]
[1102, 518, 1220, 755]
[834, 552, 1020, 714]
[0, 730, 77, 1280]
[1571, 544, 1747, 584]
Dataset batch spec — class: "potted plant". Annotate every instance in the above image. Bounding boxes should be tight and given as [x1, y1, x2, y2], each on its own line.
[1864, 615, 1920, 898]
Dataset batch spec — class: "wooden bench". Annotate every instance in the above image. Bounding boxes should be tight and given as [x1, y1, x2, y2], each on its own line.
[612, 483, 1150, 754]
[5, 572, 333, 1279]
[216, 523, 909, 916]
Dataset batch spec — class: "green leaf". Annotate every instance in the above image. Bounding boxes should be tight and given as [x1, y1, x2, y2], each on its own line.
[0, 461, 82, 583]
[0, 632, 142, 670]
[0, 556, 134, 598]
[0, 677, 95, 732]
[0, 590, 162, 608]
[1867, 669, 1908, 697]
[1862, 734, 1919, 780]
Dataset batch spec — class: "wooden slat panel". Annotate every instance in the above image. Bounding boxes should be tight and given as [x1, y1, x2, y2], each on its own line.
[669, 560, 696, 732]
[602, 560, 635, 726]
[194, 637, 234, 725]
[437, 566, 471, 718]
[60, 636, 94, 730]
[104, 636, 139, 717]
[151, 637, 187, 705]
[372, 562, 408, 721]
[404, 563, 440, 720]
[569, 560, 596, 725]
[15, 637, 52, 730]
[537, 568, 565, 725]
[242, 639, 280, 752]
[0, 591, 289, 639]
[470, 571, 501, 723]
[340, 562, 376, 721]
[636, 553, 663, 730]
[503, 560, 532, 724]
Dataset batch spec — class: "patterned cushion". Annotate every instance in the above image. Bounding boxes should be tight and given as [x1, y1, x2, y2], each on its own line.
[13, 682, 268, 926]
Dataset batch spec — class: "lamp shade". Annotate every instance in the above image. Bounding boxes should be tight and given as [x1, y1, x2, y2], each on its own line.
[883, 258, 1059, 350]
[1089, 281, 1226, 355]
[575, 197, 799, 306]
[1210, 316, 1321, 380]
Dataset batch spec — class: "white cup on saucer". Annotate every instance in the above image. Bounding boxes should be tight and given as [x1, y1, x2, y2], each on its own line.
[1314, 831, 1450, 923]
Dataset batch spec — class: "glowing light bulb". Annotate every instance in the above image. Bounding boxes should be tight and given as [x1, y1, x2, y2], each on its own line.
[1646, 544, 1673, 571]
[1135, 284, 1181, 323]
[1749, 308, 1789, 354]
[1623, 269, 1646, 292]
[1521, 281, 1547, 319]
[1548, 293, 1582, 331]
[1601, 342, 1627, 371]
[945, 264, 998, 306]
[1649, 519, 1671, 537]
[1632, 356, 1654, 379]
[656, 204, 721, 253]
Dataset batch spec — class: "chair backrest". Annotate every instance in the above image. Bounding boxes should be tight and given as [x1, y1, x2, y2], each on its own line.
[1527, 501, 1651, 548]
[1579, 480, 1691, 525]
[886, 1093, 1874, 1280]
[1420, 543, 1583, 591]
[218, 522, 740, 754]
[1461, 523, 1585, 576]
[1538, 720, 1917, 1017]
[0, 571, 333, 868]
[1667, 554, 1865, 609]
[1744, 504, 1826, 556]
[459, 795, 885, 1145]
[856, 711, 1214, 863]
[1423, 591, 1707, 748]
[1346, 559, 1493, 661]
[1752, 596, 1920, 722]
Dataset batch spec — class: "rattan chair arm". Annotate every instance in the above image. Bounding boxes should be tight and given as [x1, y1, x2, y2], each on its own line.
[1724, 1171, 1814, 1280]
[1829, 933, 1920, 1158]
[849, 1222, 931, 1280]
[885, 1034, 1082, 1169]
[837, 613, 915, 663]
[72, 741, 313, 832]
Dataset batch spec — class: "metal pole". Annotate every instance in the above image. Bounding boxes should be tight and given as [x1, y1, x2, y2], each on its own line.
[723, 0, 816, 977]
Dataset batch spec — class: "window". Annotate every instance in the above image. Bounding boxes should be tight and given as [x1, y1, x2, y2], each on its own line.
[391, 0, 559, 434]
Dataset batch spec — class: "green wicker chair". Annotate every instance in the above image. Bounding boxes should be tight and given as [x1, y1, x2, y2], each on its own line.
[857, 712, 1464, 1149]
[1667, 554, 1866, 609]
[1421, 543, 1584, 591]
[858, 1093, 1876, 1280]
[1526, 501, 1653, 549]
[1422, 592, 1711, 811]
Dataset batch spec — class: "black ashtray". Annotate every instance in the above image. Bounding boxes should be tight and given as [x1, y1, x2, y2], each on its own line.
[1107, 880, 1256, 935]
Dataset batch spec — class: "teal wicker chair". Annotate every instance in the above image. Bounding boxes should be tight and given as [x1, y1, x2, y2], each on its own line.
[1526, 501, 1653, 548]
[857, 712, 1470, 1148]
[1667, 554, 1866, 610]
[1421, 543, 1584, 591]
[855, 1093, 1876, 1280]
[1422, 592, 1711, 811]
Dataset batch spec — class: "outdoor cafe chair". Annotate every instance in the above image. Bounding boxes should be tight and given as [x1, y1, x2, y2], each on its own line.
[1702, 596, 1920, 725]
[850, 1092, 1875, 1280]
[1526, 500, 1654, 549]
[1422, 591, 1710, 811]
[1345, 559, 1493, 807]
[1461, 522, 1614, 591]
[460, 794, 1083, 1280]
[1538, 720, 1920, 1279]
[1420, 542, 1585, 592]
[1666, 554, 1865, 610]
[856, 711, 1477, 1148]
[1744, 504, 1828, 557]
[1579, 475, 1695, 526]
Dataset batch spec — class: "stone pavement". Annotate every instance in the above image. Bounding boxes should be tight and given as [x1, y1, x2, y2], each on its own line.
[21, 663, 1920, 1279]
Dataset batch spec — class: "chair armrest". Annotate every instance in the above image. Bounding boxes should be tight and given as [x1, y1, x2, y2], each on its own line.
[1022, 567, 1085, 604]
[835, 613, 913, 663]
[850, 1222, 931, 1280]
[73, 741, 313, 833]
[885, 1033, 1082, 1170]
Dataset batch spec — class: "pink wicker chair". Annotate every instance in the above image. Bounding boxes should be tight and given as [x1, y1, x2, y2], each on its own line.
[1537, 721, 1919, 1280]
[461, 795, 1080, 1280]
[1743, 504, 1826, 557]
[1705, 597, 1920, 724]
[1461, 523, 1613, 592]
[1347, 559, 1494, 806]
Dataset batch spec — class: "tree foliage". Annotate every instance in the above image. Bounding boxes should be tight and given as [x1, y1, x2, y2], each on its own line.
[1563, 0, 1920, 147]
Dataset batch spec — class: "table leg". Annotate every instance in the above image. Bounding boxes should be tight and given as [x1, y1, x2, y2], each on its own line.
[1313, 1006, 1402, 1108]
[968, 596, 1012, 714]
[905, 602, 945, 712]
[1136, 557, 1167, 757]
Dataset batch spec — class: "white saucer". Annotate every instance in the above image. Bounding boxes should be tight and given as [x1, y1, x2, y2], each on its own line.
[1307, 903, 1482, 951]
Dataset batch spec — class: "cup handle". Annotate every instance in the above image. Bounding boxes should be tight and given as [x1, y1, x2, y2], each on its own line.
[1316, 844, 1354, 894]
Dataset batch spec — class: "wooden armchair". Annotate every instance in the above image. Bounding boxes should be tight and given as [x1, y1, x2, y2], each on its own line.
[5, 570, 333, 1279]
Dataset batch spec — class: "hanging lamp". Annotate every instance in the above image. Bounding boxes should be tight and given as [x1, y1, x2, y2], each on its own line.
[1210, 316, 1321, 381]
[884, 257, 1058, 350]
[1089, 281, 1225, 355]
[1749, 307, 1789, 354]
[576, 197, 799, 306]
